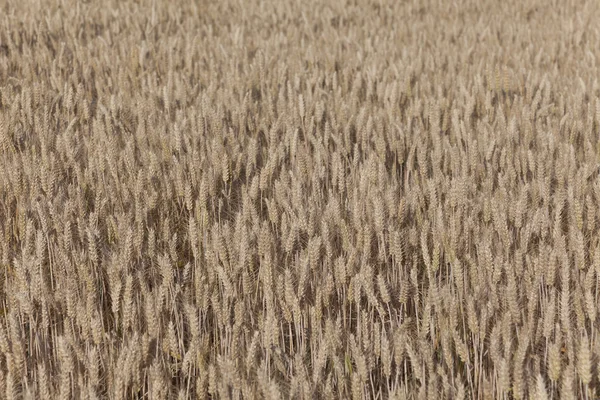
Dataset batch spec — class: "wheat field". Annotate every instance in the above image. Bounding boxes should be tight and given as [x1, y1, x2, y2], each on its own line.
[1, 0, 600, 398]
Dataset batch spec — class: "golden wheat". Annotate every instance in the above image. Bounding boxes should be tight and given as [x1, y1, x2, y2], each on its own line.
[0, 0, 599, 398]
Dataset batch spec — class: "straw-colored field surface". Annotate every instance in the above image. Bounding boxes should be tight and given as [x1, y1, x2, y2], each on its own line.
[1, 0, 600, 398]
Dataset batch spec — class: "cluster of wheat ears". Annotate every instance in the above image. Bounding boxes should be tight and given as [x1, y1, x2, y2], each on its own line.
[1, 0, 600, 399]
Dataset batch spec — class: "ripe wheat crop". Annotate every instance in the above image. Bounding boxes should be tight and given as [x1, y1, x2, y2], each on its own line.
[1, 0, 600, 398]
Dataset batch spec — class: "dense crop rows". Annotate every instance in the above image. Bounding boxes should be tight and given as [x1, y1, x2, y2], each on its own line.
[1, 0, 600, 398]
